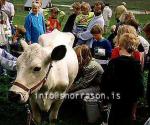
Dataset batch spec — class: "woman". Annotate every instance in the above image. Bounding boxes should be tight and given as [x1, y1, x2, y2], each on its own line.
[68, 44, 103, 94]
[62, 45, 103, 123]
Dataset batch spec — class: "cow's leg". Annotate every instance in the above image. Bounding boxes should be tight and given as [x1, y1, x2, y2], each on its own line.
[30, 99, 42, 125]
[49, 100, 63, 125]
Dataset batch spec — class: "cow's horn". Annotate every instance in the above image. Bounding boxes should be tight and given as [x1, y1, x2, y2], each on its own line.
[20, 40, 29, 50]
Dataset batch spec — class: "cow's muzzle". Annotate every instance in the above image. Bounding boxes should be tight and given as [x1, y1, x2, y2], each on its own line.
[8, 91, 21, 103]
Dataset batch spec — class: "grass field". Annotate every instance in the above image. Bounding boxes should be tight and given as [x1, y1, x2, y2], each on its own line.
[12, 0, 150, 28]
[0, 0, 150, 125]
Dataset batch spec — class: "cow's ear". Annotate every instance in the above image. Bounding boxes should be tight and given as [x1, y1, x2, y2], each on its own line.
[51, 45, 67, 61]
[20, 40, 29, 50]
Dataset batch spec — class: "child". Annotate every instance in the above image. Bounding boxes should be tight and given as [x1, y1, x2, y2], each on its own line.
[46, 7, 61, 33]
[90, 24, 112, 70]
[73, 2, 94, 34]
[100, 33, 144, 125]
[10, 26, 26, 57]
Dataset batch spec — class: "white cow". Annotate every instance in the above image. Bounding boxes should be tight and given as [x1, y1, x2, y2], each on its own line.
[8, 30, 78, 125]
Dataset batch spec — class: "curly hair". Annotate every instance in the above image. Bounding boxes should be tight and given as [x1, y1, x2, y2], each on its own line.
[114, 25, 138, 46]
[119, 33, 140, 53]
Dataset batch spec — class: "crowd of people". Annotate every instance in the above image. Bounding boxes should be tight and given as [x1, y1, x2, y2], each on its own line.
[0, 0, 150, 125]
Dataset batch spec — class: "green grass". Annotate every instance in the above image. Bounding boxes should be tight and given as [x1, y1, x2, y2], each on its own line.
[12, 0, 150, 30]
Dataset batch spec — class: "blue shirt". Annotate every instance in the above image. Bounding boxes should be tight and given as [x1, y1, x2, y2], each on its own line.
[92, 38, 112, 60]
[24, 13, 46, 43]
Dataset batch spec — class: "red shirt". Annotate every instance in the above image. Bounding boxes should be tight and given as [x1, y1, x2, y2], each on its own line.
[111, 47, 141, 61]
[47, 16, 61, 32]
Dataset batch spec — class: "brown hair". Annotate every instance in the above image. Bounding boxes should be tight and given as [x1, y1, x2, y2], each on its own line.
[94, 1, 105, 11]
[50, 7, 59, 14]
[90, 24, 103, 34]
[143, 23, 150, 33]
[72, 2, 81, 10]
[16, 27, 26, 37]
[119, 33, 140, 53]
[74, 45, 92, 69]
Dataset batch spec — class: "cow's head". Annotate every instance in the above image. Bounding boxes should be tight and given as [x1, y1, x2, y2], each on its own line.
[8, 41, 67, 103]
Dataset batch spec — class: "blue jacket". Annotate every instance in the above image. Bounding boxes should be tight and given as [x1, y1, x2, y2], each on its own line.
[24, 13, 46, 43]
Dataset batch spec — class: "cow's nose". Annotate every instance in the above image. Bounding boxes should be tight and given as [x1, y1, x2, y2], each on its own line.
[8, 91, 21, 103]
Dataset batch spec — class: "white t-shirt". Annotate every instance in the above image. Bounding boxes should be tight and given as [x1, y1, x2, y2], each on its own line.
[102, 6, 112, 25]
[138, 35, 150, 54]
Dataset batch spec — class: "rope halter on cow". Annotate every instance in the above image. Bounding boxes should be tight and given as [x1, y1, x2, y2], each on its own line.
[13, 63, 53, 95]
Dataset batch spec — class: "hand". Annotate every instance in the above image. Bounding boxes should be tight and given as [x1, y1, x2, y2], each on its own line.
[28, 41, 31, 45]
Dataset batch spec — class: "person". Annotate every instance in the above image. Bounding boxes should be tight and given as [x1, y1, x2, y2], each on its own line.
[113, 24, 147, 69]
[63, 2, 81, 33]
[0, 47, 17, 71]
[100, 33, 144, 125]
[46, 7, 61, 33]
[112, 25, 142, 61]
[68, 44, 103, 94]
[124, 19, 150, 55]
[143, 23, 150, 114]
[73, 2, 94, 35]
[90, 24, 112, 70]
[107, 25, 116, 49]
[114, 2, 127, 23]
[10, 26, 26, 57]
[29, 0, 44, 17]
[0, 0, 15, 23]
[76, 1, 105, 47]
[0, 9, 12, 48]
[24, 2, 46, 44]
[102, 3, 112, 33]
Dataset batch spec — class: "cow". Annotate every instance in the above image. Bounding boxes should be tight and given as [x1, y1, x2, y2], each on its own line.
[8, 30, 79, 125]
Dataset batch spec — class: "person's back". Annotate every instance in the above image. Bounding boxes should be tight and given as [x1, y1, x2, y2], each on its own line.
[108, 56, 142, 102]
[101, 33, 144, 125]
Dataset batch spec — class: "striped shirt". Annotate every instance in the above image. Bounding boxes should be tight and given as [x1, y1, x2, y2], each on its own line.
[74, 58, 104, 90]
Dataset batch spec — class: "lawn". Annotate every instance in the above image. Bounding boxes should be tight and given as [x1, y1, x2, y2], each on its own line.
[0, 0, 150, 125]
[12, 0, 150, 28]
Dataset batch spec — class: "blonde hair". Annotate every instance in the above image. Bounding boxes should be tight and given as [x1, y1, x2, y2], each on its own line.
[119, 11, 135, 23]
[114, 25, 137, 46]
[32, 2, 40, 8]
[119, 33, 140, 53]
[81, 2, 91, 12]
[72, 2, 81, 10]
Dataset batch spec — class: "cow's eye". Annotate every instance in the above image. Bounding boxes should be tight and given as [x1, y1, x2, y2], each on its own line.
[33, 67, 41, 72]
